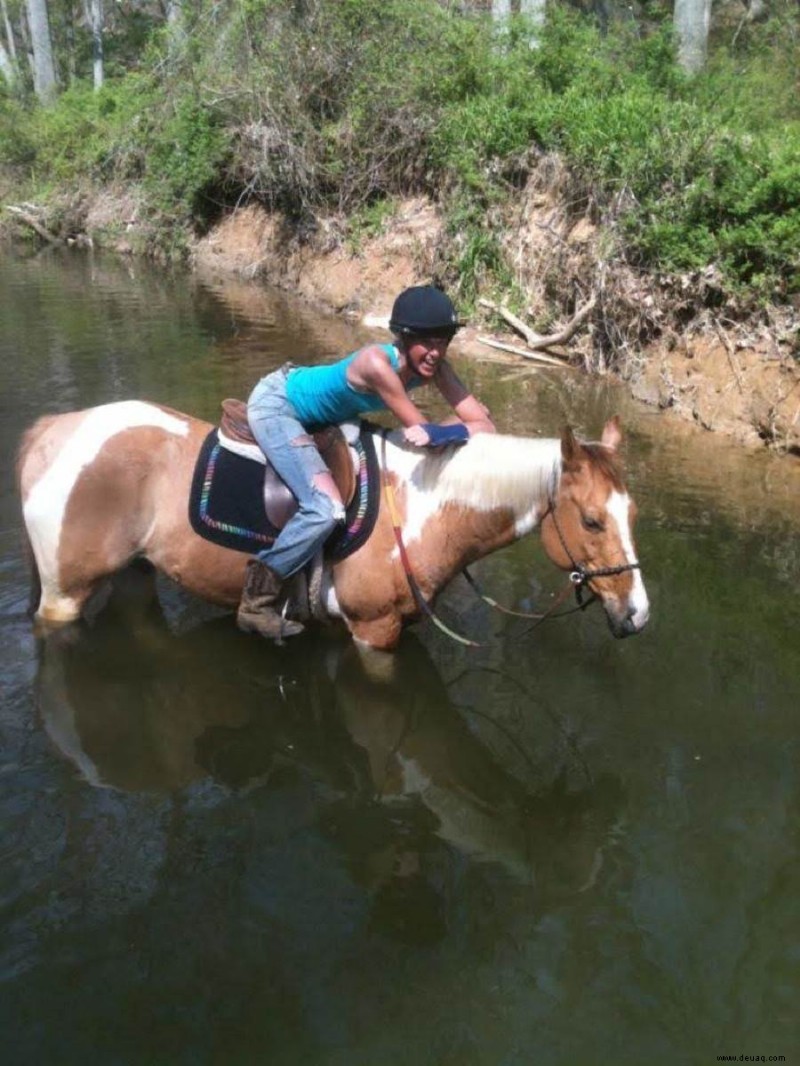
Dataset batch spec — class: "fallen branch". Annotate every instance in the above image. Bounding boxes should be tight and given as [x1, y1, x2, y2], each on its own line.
[5, 205, 61, 245]
[479, 296, 597, 352]
[713, 320, 744, 393]
[476, 335, 575, 367]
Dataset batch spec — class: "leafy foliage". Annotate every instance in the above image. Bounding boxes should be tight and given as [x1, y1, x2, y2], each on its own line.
[2, 0, 799, 299]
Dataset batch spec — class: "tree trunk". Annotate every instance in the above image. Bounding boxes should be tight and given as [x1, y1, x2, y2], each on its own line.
[492, 0, 511, 25]
[1, 0, 18, 67]
[674, 0, 712, 74]
[84, 0, 104, 89]
[0, 36, 15, 86]
[25, 0, 57, 101]
[519, 0, 546, 47]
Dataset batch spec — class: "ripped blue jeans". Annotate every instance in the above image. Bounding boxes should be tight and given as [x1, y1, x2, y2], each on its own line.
[247, 366, 345, 579]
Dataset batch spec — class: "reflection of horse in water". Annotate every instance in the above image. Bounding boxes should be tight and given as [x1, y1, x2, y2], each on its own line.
[18, 401, 648, 648]
[36, 586, 624, 920]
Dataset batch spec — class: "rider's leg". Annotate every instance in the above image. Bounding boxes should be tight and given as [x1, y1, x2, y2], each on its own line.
[238, 371, 345, 640]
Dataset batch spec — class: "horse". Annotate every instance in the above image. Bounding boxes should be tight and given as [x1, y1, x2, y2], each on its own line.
[16, 399, 649, 651]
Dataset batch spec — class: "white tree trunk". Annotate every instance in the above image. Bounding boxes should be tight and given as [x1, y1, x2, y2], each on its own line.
[0, 36, 15, 85]
[164, 0, 186, 59]
[1, 0, 18, 67]
[519, 0, 546, 47]
[674, 0, 712, 74]
[84, 0, 104, 89]
[25, 0, 57, 101]
[492, 0, 511, 25]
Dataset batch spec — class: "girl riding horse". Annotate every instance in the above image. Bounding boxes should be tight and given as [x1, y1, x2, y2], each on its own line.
[240, 285, 496, 641]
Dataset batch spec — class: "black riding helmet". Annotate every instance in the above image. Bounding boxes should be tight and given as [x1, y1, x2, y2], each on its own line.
[389, 285, 462, 338]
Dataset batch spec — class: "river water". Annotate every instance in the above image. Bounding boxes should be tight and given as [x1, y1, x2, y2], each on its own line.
[1, 247, 799, 1065]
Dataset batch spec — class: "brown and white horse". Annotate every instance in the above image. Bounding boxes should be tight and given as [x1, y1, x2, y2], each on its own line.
[17, 400, 649, 650]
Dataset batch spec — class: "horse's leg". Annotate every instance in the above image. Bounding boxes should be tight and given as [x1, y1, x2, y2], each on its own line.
[332, 512, 409, 651]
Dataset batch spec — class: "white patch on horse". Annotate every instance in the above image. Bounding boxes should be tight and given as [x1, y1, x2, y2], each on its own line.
[385, 432, 561, 548]
[24, 402, 189, 612]
[606, 489, 650, 627]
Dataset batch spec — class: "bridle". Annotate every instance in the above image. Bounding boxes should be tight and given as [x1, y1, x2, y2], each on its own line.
[543, 497, 641, 607]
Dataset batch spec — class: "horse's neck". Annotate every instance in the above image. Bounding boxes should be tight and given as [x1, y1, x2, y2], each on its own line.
[384, 431, 561, 556]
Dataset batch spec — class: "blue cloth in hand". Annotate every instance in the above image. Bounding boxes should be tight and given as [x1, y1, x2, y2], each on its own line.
[421, 423, 470, 447]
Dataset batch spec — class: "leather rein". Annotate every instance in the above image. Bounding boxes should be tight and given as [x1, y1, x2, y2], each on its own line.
[379, 431, 640, 648]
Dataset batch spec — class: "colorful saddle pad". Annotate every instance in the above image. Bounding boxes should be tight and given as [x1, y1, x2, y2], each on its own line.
[188, 423, 380, 561]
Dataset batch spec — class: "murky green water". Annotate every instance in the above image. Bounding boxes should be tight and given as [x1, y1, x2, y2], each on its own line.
[2, 247, 799, 1065]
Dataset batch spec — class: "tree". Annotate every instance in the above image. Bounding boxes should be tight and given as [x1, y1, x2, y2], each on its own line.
[519, 0, 546, 34]
[0, 37, 15, 85]
[84, 0, 103, 89]
[674, 0, 712, 74]
[1, 0, 18, 86]
[492, 0, 546, 47]
[26, 0, 57, 100]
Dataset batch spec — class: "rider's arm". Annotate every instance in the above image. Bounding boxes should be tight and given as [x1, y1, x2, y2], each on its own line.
[348, 345, 429, 426]
[433, 361, 496, 435]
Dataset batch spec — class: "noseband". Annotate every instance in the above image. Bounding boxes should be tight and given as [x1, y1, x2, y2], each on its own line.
[545, 497, 641, 605]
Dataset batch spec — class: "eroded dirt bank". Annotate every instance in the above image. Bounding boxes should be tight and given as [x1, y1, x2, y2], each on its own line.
[190, 197, 799, 457]
[7, 184, 797, 456]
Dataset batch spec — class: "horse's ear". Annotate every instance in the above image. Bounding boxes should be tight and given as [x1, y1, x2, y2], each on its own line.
[601, 416, 623, 452]
[561, 425, 580, 463]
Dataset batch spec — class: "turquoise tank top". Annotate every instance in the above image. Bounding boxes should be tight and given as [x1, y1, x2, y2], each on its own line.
[285, 344, 422, 426]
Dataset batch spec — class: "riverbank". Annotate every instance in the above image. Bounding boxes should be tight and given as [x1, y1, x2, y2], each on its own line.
[188, 197, 800, 457]
[4, 187, 798, 456]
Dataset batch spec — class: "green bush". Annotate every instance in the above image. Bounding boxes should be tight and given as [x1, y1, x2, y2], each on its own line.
[2, 0, 798, 297]
[146, 96, 230, 225]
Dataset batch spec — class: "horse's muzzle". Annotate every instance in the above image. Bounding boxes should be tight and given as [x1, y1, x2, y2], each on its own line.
[605, 601, 649, 638]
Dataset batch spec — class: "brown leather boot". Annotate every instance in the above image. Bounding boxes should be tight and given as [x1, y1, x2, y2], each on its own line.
[237, 559, 304, 643]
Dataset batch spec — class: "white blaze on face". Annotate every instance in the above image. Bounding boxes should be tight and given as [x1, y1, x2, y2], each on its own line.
[606, 489, 649, 628]
[24, 401, 190, 604]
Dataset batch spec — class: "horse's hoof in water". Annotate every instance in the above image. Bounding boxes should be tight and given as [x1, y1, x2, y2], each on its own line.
[33, 616, 82, 646]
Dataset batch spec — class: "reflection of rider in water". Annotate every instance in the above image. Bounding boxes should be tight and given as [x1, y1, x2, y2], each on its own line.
[238, 285, 495, 643]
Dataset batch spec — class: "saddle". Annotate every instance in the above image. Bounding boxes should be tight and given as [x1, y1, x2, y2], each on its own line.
[220, 399, 357, 531]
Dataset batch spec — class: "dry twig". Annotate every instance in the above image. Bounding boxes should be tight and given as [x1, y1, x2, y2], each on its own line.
[713, 320, 744, 393]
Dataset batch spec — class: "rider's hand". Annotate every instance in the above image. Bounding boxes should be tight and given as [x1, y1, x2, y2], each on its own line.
[403, 424, 432, 447]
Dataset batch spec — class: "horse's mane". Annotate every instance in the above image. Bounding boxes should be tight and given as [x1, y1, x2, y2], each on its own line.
[412, 433, 563, 513]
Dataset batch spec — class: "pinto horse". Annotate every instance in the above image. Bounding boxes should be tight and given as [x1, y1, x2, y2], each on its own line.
[16, 400, 649, 650]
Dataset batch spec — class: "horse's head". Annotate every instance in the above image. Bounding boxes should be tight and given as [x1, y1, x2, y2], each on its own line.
[540, 417, 649, 638]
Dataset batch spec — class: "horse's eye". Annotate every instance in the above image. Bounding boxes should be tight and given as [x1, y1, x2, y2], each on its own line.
[581, 514, 605, 533]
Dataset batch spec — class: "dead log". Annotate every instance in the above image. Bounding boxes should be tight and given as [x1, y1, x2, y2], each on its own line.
[5, 205, 61, 244]
[479, 296, 597, 352]
[476, 335, 575, 367]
